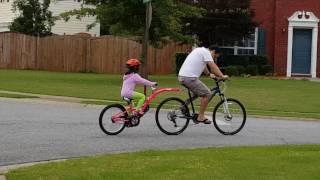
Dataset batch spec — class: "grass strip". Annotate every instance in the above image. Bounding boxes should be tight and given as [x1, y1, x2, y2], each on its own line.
[6, 145, 320, 180]
[1, 70, 320, 119]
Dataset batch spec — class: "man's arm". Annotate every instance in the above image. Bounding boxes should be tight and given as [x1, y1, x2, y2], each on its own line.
[203, 65, 211, 76]
[207, 61, 225, 78]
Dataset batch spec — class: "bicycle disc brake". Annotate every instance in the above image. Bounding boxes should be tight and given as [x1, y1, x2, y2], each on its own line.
[224, 114, 233, 121]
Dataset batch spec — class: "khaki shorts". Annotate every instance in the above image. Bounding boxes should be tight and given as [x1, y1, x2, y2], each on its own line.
[178, 76, 211, 97]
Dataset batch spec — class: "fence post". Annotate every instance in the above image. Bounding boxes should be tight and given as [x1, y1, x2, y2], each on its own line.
[86, 38, 91, 72]
[35, 36, 39, 69]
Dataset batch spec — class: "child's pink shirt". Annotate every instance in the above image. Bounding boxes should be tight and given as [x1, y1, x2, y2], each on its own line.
[121, 73, 156, 98]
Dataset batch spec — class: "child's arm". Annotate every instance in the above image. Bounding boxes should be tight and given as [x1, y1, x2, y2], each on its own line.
[133, 74, 156, 86]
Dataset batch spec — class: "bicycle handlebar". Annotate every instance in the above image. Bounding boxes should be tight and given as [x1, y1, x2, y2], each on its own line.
[144, 83, 158, 92]
[212, 77, 228, 83]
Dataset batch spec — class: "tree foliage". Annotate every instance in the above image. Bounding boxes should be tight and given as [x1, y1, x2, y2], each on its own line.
[181, 0, 257, 46]
[59, 0, 256, 46]
[9, 0, 55, 37]
[60, 0, 204, 46]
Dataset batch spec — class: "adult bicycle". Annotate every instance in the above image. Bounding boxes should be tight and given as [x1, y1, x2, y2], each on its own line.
[155, 77, 246, 135]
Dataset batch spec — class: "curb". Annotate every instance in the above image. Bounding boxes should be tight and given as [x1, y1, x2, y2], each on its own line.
[1, 90, 319, 121]
[0, 90, 124, 106]
[0, 159, 67, 179]
[0, 90, 102, 104]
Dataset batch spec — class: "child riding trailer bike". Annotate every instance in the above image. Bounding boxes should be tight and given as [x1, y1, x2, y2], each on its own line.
[99, 60, 246, 135]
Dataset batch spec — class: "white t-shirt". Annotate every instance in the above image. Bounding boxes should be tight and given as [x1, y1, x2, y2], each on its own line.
[178, 47, 213, 77]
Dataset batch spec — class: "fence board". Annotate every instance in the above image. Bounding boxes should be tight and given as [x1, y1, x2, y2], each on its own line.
[0, 32, 191, 74]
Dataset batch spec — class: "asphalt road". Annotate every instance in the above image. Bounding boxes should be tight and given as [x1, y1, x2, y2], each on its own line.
[1, 98, 320, 166]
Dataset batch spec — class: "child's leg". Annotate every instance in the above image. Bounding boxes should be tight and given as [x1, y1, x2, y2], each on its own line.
[131, 92, 146, 110]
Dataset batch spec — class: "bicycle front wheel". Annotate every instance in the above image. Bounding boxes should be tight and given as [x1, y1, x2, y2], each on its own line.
[99, 104, 126, 135]
[155, 97, 190, 135]
[213, 98, 246, 135]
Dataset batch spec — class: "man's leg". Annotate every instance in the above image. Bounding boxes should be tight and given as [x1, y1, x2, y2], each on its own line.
[178, 77, 211, 123]
[198, 96, 209, 121]
[192, 80, 211, 122]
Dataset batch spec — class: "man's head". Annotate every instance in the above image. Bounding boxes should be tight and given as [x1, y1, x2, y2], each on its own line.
[208, 45, 221, 59]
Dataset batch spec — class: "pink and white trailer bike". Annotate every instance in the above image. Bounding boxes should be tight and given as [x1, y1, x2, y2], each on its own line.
[99, 86, 180, 135]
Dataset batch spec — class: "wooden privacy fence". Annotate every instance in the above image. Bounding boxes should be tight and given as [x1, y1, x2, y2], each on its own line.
[0, 32, 191, 74]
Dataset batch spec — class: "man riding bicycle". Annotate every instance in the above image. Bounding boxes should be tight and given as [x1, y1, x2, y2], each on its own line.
[178, 45, 228, 124]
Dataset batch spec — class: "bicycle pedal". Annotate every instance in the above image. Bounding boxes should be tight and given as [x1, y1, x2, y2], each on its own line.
[192, 113, 199, 120]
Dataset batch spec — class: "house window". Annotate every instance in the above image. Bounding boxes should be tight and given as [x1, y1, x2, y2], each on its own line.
[220, 27, 258, 55]
[0, 0, 9, 2]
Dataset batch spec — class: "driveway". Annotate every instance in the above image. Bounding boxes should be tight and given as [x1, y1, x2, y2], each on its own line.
[1, 98, 320, 166]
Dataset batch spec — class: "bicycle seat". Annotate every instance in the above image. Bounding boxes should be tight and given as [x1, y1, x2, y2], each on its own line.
[180, 83, 190, 90]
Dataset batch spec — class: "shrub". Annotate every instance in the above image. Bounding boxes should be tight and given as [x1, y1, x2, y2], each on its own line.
[175, 53, 188, 74]
[225, 66, 239, 76]
[221, 55, 268, 67]
[259, 64, 273, 75]
[236, 65, 246, 75]
[249, 55, 268, 67]
[246, 65, 258, 76]
[221, 55, 250, 67]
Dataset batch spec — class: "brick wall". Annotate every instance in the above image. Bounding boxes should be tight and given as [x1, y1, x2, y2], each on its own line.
[251, 0, 276, 67]
[251, 0, 320, 77]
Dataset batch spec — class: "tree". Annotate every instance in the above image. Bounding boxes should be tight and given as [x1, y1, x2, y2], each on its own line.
[9, 0, 55, 37]
[60, 0, 204, 46]
[181, 0, 257, 46]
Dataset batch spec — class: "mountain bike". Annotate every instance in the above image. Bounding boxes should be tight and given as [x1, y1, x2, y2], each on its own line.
[99, 86, 180, 135]
[155, 77, 246, 135]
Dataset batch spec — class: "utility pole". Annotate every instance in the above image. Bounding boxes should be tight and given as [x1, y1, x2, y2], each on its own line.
[141, 0, 152, 78]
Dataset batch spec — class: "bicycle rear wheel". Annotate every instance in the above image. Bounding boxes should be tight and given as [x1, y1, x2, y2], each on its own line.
[99, 104, 126, 135]
[155, 97, 190, 135]
[213, 98, 246, 135]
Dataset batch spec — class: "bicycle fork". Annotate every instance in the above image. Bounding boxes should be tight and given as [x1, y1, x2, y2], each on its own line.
[221, 96, 232, 120]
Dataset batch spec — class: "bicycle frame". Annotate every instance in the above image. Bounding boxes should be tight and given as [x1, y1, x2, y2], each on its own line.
[184, 79, 226, 116]
[112, 87, 181, 122]
[140, 88, 181, 112]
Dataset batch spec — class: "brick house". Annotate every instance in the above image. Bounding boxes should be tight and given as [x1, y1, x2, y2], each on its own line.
[192, 0, 320, 78]
[251, 0, 320, 78]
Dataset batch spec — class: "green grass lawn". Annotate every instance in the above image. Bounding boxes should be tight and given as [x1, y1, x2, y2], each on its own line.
[6, 145, 320, 180]
[0, 69, 320, 119]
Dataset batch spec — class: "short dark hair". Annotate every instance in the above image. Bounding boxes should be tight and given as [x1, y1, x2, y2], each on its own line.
[208, 45, 221, 53]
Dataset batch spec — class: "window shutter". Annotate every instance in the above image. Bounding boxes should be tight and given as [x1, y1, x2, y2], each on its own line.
[257, 28, 266, 55]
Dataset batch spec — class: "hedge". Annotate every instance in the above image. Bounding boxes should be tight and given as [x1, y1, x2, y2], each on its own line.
[175, 53, 188, 74]
[219, 55, 268, 67]
[175, 53, 272, 76]
[246, 65, 259, 76]
[225, 66, 239, 76]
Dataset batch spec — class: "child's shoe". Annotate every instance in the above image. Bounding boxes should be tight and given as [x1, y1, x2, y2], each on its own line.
[133, 110, 144, 117]
[138, 110, 144, 116]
